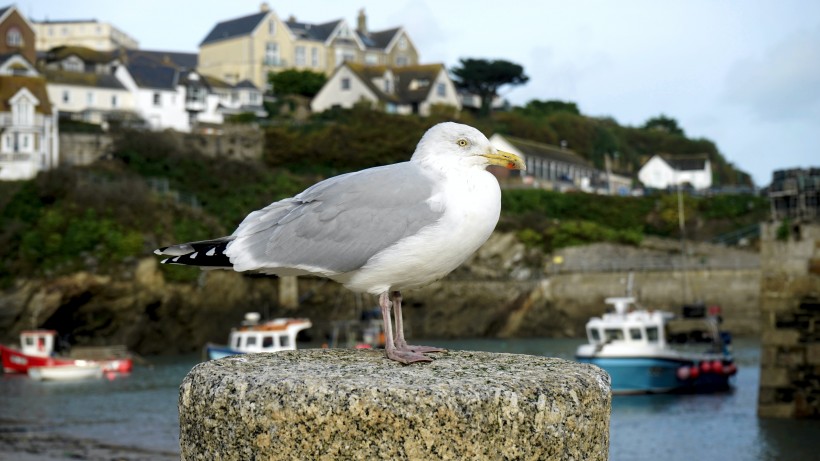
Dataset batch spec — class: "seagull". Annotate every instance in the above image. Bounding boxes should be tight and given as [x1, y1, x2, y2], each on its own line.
[155, 122, 525, 364]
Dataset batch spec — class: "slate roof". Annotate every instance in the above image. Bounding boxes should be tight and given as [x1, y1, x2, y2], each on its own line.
[660, 154, 709, 171]
[235, 79, 258, 89]
[0, 6, 10, 19]
[286, 19, 342, 42]
[499, 135, 592, 168]
[0, 75, 53, 115]
[360, 28, 400, 50]
[44, 69, 126, 89]
[126, 63, 178, 90]
[200, 11, 267, 46]
[124, 49, 197, 70]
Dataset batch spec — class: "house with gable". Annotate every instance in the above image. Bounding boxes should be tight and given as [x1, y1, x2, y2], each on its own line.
[0, 5, 35, 63]
[0, 53, 58, 180]
[310, 62, 460, 116]
[638, 153, 712, 190]
[198, 3, 419, 90]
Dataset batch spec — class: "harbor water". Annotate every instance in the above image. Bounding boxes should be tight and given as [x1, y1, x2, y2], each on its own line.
[1, 338, 819, 460]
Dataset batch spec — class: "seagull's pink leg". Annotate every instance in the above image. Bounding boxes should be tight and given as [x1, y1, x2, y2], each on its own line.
[391, 291, 446, 354]
[379, 292, 431, 364]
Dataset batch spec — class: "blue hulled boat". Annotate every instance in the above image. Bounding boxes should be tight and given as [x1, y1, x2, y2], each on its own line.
[204, 313, 312, 360]
[575, 297, 736, 394]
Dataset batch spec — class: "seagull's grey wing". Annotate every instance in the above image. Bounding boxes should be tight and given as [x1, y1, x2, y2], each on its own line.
[227, 162, 444, 274]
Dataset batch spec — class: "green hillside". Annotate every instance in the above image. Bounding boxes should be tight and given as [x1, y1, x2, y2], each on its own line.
[0, 109, 765, 285]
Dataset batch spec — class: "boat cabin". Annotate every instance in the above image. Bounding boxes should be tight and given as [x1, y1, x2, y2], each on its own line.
[584, 298, 673, 347]
[227, 315, 312, 354]
[20, 330, 57, 357]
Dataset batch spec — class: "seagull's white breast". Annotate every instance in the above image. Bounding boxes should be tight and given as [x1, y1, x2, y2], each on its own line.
[343, 167, 501, 295]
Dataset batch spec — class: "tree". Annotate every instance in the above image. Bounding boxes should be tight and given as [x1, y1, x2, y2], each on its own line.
[516, 99, 580, 118]
[642, 114, 685, 136]
[268, 69, 327, 98]
[451, 58, 529, 116]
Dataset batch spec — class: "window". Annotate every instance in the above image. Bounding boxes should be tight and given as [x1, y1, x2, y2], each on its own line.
[86, 92, 94, 105]
[153, 92, 161, 106]
[590, 329, 601, 342]
[13, 97, 34, 126]
[311, 47, 319, 67]
[6, 28, 22, 47]
[646, 327, 659, 342]
[365, 53, 378, 64]
[262, 336, 274, 348]
[280, 336, 290, 348]
[249, 92, 259, 104]
[265, 42, 279, 66]
[629, 328, 642, 340]
[268, 19, 276, 35]
[111, 95, 117, 108]
[384, 78, 392, 93]
[233, 336, 241, 348]
[62, 91, 70, 103]
[604, 329, 624, 341]
[341, 77, 350, 90]
[246, 336, 257, 347]
[436, 83, 446, 97]
[295, 46, 305, 66]
[398, 36, 408, 50]
[395, 55, 409, 66]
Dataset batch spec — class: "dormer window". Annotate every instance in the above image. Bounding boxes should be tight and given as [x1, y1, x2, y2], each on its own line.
[6, 28, 22, 47]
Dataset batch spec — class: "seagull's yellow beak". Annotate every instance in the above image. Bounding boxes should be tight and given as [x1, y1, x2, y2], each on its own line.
[482, 150, 526, 170]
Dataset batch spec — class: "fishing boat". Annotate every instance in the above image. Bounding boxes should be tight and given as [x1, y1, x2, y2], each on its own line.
[0, 330, 133, 374]
[27, 363, 104, 381]
[204, 313, 312, 360]
[575, 297, 736, 394]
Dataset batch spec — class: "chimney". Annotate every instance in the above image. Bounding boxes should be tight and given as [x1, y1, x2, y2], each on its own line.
[357, 8, 367, 34]
[288, 15, 296, 23]
[260, 2, 270, 12]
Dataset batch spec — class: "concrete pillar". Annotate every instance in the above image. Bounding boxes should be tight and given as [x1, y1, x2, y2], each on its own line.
[758, 221, 820, 418]
[179, 349, 611, 460]
[278, 275, 298, 310]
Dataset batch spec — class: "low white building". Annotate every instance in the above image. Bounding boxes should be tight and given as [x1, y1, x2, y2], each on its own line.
[311, 62, 461, 116]
[0, 54, 59, 180]
[638, 154, 712, 190]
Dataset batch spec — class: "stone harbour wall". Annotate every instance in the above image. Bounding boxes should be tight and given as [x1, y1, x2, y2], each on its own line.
[758, 221, 820, 418]
[179, 349, 611, 460]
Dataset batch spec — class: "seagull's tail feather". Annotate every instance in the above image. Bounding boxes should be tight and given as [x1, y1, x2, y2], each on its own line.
[154, 237, 234, 268]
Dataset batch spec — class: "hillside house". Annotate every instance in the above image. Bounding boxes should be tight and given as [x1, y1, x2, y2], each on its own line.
[490, 134, 597, 192]
[32, 18, 138, 51]
[0, 53, 58, 180]
[198, 3, 418, 90]
[0, 5, 36, 63]
[638, 154, 712, 190]
[311, 62, 460, 116]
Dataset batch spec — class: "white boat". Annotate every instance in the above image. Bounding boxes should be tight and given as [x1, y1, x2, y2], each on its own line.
[575, 297, 736, 394]
[27, 362, 104, 381]
[204, 313, 312, 360]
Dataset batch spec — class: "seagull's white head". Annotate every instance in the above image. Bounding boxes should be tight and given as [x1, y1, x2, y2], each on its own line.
[411, 122, 525, 172]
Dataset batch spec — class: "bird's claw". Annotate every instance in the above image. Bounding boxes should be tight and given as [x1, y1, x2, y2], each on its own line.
[387, 348, 433, 364]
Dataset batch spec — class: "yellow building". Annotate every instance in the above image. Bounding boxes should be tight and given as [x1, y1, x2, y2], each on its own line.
[198, 3, 418, 91]
[32, 19, 138, 52]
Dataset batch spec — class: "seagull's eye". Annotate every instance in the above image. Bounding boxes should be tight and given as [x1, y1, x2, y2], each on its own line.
[457, 139, 469, 147]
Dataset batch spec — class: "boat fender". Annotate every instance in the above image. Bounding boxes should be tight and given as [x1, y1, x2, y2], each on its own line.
[700, 361, 712, 373]
[689, 366, 700, 379]
[676, 366, 691, 380]
[724, 363, 737, 376]
[711, 360, 723, 374]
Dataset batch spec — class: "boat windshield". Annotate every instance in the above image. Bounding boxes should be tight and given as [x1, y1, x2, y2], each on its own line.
[646, 326, 659, 342]
[604, 329, 624, 341]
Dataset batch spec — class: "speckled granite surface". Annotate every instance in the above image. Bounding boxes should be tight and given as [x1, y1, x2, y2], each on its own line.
[179, 349, 611, 460]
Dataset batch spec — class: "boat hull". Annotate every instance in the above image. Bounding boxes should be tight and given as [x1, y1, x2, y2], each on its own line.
[576, 355, 733, 394]
[0, 344, 132, 374]
[205, 343, 243, 361]
[28, 364, 103, 381]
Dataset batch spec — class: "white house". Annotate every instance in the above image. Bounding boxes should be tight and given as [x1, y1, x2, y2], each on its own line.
[44, 69, 134, 125]
[638, 154, 712, 190]
[0, 54, 59, 180]
[311, 62, 461, 116]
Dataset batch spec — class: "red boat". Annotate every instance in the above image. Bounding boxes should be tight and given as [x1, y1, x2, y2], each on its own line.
[0, 330, 133, 374]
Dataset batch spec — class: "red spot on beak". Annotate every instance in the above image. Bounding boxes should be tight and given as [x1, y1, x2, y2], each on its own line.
[507, 162, 515, 169]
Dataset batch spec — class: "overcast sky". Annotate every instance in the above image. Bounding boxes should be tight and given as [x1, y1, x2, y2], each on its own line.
[21, 0, 820, 186]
